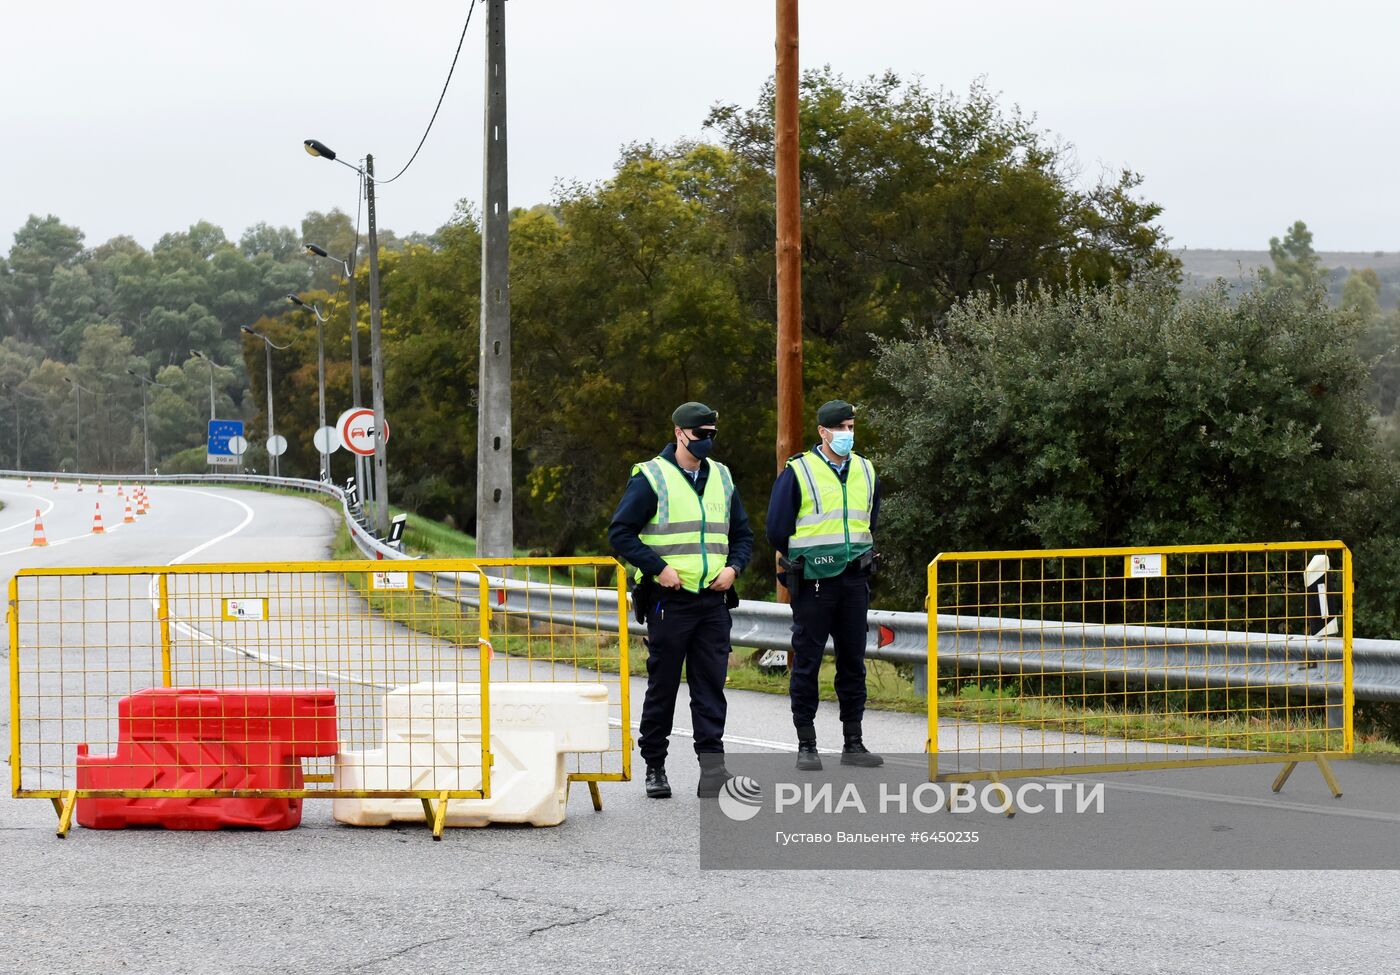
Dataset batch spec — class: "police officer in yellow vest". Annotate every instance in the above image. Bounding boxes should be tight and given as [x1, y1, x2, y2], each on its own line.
[609, 402, 755, 799]
[766, 400, 884, 770]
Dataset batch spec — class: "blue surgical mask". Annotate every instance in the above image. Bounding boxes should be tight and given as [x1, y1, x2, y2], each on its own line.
[829, 431, 854, 457]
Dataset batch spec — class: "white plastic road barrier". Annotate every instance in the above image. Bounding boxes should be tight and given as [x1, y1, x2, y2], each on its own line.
[333, 681, 610, 828]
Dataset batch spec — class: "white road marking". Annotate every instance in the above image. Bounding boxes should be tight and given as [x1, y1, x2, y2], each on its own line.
[147, 488, 386, 688]
[164, 488, 254, 564]
[0, 515, 129, 556]
[0, 488, 56, 535]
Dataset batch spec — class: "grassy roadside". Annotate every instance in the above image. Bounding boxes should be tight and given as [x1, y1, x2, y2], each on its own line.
[228, 482, 1398, 754]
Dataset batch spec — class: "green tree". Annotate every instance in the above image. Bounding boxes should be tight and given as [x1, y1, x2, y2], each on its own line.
[705, 71, 1178, 387]
[872, 277, 1400, 637]
[1342, 267, 1381, 320]
[0, 215, 86, 346]
[1259, 220, 1324, 299]
[512, 147, 771, 554]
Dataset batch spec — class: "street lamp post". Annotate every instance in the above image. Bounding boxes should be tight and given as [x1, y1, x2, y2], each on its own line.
[303, 139, 388, 536]
[1, 384, 39, 469]
[190, 350, 225, 474]
[190, 349, 218, 421]
[304, 243, 364, 493]
[63, 376, 96, 474]
[305, 245, 363, 495]
[126, 370, 171, 477]
[287, 294, 330, 480]
[241, 326, 290, 477]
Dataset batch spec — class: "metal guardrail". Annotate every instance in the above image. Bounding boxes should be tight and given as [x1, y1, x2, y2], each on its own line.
[7, 469, 1400, 702]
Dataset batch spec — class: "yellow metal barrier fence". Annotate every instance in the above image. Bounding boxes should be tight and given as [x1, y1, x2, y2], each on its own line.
[470, 558, 633, 809]
[927, 542, 1352, 800]
[9, 557, 632, 837]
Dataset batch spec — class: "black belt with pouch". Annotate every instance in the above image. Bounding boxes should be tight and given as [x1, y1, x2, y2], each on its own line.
[632, 575, 657, 625]
[779, 554, 805, 591]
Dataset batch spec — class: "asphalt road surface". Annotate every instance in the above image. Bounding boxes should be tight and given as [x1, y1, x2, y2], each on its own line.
[3, 476, 1399, 975]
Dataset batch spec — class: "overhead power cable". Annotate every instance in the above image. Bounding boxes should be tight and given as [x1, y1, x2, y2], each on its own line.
[377, 0, 479, 185]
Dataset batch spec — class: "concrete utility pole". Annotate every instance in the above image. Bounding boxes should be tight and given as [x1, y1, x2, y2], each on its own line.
[775, 0, 804, 601]
[365, 153, 390, 537]
[476, 0, 514, 559]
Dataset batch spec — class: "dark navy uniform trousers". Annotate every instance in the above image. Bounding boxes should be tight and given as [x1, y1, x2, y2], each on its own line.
[638, 588, 731, 766]
[789, 567, 869, 726]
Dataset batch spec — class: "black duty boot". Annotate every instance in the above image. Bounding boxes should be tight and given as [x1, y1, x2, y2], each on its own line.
[795, 724, 822, 771]
[840, 721, 884, 767]
[696, 756, 734, 798]
[645, 765, 672, 799]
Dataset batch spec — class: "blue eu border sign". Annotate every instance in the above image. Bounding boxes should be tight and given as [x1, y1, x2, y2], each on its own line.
[207, 420, 244, 467]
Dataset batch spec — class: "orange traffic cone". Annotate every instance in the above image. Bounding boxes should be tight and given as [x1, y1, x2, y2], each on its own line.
[26, 476, 32, 488]
[31, 509, 48, 547]
[123, 499, 135, 523]
[77, 479, 83, 492]
[52, 478, 59, 491]
[136, 491, 147, 516]
[117, 482, 125, 497]
[97, 481, 103, 494]
[91, 503, 105, 535]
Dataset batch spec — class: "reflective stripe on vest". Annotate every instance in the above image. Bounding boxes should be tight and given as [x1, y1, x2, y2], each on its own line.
[786, 450, 874, 580]
[632, 457, 733, 592]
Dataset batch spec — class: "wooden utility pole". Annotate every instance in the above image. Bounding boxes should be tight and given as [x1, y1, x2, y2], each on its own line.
[775, 0, 803, 602]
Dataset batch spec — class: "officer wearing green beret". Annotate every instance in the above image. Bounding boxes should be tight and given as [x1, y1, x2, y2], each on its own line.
[609, 402, 755, 798]
[765, 399, 883, 769]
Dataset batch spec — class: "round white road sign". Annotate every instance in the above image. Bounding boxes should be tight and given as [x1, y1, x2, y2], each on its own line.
[228, 435, 248, 456]
[313, 425, 342, 454]
[267, 435, 288, 457]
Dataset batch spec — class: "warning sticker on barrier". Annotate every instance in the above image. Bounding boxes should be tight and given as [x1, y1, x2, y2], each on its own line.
[1125, 553, 1163, 578]
[222, 597, 266, 621]
[371, 571, 412, 591]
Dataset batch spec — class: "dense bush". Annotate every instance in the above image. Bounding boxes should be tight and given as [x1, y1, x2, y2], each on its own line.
[872, 278, 1400, 637]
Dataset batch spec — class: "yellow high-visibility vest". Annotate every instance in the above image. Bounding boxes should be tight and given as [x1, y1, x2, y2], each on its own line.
[786, 449, 873, 580]
[632, 457, 734, 592]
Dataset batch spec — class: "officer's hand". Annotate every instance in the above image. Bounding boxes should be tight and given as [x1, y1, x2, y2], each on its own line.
[657, 566, 683, 590]
[708, 567, 737, 592]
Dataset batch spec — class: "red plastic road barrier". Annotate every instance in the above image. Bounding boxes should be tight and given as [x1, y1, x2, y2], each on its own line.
[76, 688, 338, 830]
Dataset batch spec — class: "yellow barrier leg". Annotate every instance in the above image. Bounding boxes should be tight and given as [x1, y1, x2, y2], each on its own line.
[1271, 762, 1299, 793]
[420, 798, 436, 823]
[988, 774, 1016, 819]
[431, 792, 449, 841]
[945, 783, 966, 813]
[55, 790, 77, 839]
[588, 781, 603, 812]
[1314, 757, 1343, 798]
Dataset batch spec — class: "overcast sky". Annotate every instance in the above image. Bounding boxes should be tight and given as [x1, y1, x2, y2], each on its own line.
[2, 0, 1395, 254]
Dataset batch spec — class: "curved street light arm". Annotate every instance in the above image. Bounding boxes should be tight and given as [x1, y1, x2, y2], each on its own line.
[242, 328, 293, 353]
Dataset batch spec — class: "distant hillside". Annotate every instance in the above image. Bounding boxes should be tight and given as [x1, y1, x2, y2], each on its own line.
[1176, 249, 1400, 309]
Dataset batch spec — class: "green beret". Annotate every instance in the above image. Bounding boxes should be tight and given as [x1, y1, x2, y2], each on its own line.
[816, 400, 855, 427]
[672, 401, 718, 427]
